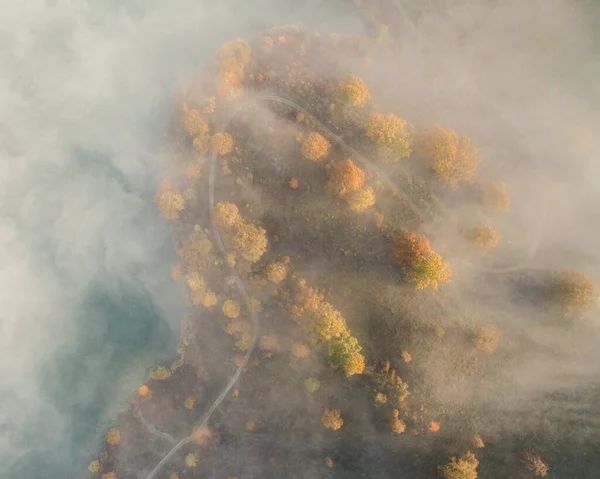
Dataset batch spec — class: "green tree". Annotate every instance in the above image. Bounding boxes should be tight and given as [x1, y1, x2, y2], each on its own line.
[328, 333, 365, 376]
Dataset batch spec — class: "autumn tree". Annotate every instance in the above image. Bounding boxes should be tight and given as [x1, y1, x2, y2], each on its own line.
[336, 74, 371, 107]
[522, 452, 549, 477]
[154, 180, 185, 220]
[266, 261, 288, 284]
[214, 202, 240, 229]
[394, 233, 431, 267]
[182, 109, 208, 137]
[222, 299, 241, 319]
[347, 186, 376, 212]
[210, 132, 234, 155]
[390, 409, 406, 434]
[232, 220, 268, 263]
[314, 302, 348, 342]
[365, 112, 414, 162]
[472, 325, 499, 353]
[328, 160, 365, 198]
[438, 451, 479, 479]
[217, 38, 251, 101]
[322, 408, 344, 430]
[301, 132, 331, 161]
[482, 180, 510, 213]
[374, 361, 410, 404]
[105, 428, 121, 446]
[394, 233, 451, 290]
[328, 333, 365, 376]
[416, 125, 480, 188]
[467, 223, 500, 253]
[550, 271, 596, 316]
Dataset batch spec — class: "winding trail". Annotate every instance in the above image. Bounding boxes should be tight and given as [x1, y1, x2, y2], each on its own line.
[142, 88, 549, 477]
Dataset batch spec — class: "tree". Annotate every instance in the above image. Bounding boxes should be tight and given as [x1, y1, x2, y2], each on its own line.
[328, 333, 365, 376]
[438, 451, 479, 479]
[214, 202, 240, 229]
[154, 181, 185, 220]
[417, 126, 480, 188]
[105, 428, 121, 446]
[482, 181, 510, 212]
[301, 132, 331, 161]
[550, 271, 596, 316]
[472, 325, 499, 353]
[336, 74, 370, 107]
[471, 435, 485, 448]
[185, 453, 198, 468]
[365, 112, 414, 162]
[101, 473, 117, 479]
[522, 452, 549, 477]
[467, 223, 500, 253]
[347, 186, 376, 212]
[88, 460, 101, 473]
[315, 302, 348, 341]
[394, 233, 431, 267]
[304, 377, 321, 393]
[390, 409, 406, 434]
[150, 365, 172, 380]
[266, 261, 288, 283]
[232, 220, 268, 263]
[210, 132, 234, 155]
[217, 38, 251, 101]
[322, 408, 344, 430]
[328, 160, 365, 198]
[182, 109, 208, 137]
[404, 252, 452, 290]
[222, 299, 241, 318]
[291, 341, 310, 358]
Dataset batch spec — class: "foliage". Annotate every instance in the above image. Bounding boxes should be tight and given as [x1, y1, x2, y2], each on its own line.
[101, 473, 117, 479]
[482, 181, 510, 212]
[468, 223, 500, 253]
[390, 409, 406, 434]
[217, 38, 251, 101]
[471, 435, 485, 448]
[522, 453, 549, 477]
[154, 181, 185, 220]
[328, 160, 365, 198]
[301, 132, 331, 161]
[416, 126, 480, 188]
[322, 408, 344, 430]
[472, 326, 499, 353]
[105, 428, 121, 446]
[315, 302, 348, 341]
[347, 186, 376, 212]
[336, 74, 370, 107]
[291, 341, 310, 358]
[185, 453, 198, 468]
[550, 271, 596, 316]
[304, 377, 321, 393]
[150, 365, 172, 380]
[184, 397, 195, 410]
[236, 331, 254, 351]
[404, 250, 452, 290]
[328, 333, 365, 376]
[429, 421, 441, 432]
[88, 460, 101, 473]
[210, 132, 234, 155]
[215, 202, 240, 229]
[394, 233, 431, 267]
[232, 220, 268, 263]
[222, 299, 241, 318]
[182, 109, 208, 137]
[438, 451, 479, 479]
[401, 351, 412, 363]
[374, 361, 409, 403]
[365, 112, 414, 162]
[266, 262, 288, 284]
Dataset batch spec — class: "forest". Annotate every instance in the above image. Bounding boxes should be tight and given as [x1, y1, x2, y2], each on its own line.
[85, 2, 599, 478]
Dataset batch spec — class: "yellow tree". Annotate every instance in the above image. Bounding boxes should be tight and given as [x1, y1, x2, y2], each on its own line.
[416, 125, 480, 188]
[214, 202, 240, 229]
[217, 38, 251, 101]
[301, 132, 331, 161]
[438, 451, 479, 479]
[328, 160, 365, 197]
[551, 271, 596, 316]
[154, 181, 185, 220]
[182, 109, 208, 137]
[232, 220, 268, 263]
[336, 74, 371, 107]
[394, 233, 451, 290]
[347, 186, 375, 212]
[365, 113, 414, 162]
[322, 408, 344, 430]
[522, 452, 549, 477]
[210, 132, 234, 155]
[467, 223, 500, 253]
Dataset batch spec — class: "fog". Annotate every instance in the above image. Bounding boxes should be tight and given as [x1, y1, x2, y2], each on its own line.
[2, 0, 600, 477]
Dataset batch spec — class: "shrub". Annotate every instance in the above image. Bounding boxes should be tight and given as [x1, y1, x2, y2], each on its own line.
[105, 428, 121, 446]
[482, 181, 510, 212]
[328, 334, 365, 376]
[347, 186, 376, 212]
[266, 262, 288, 284]
[472, 326, 499, 353]
[468, 223, 500, 253]
[416, 126, 480, 188]
[304, 377, 321, 393]
[210, 132, 234, 155]
[214, 202, 240, 229]
[328, 160, 365, 198]
[438, 451, 479, 479]
[232, 220, 268, 263]
[150, 365, 172, 380]
[322, 408, 344, 430]
[301, 132, 331, 161]
[336, 74, 370, 107]
[522, 453, 549, 477]
[365, 113, 414, 162]
[222, 299, 241, 318]
[154, 181, 185, 220]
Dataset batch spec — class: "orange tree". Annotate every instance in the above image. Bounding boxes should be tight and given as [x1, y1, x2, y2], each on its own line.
[336, 74, 370, 108]
[301, 132, 331, 161]
[365, 112, 414, 162]
[394, 233, 451, 290]
[416, 125, 480, 188]
[467, 223, 500, 253]
[328, 159, 365, 198]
